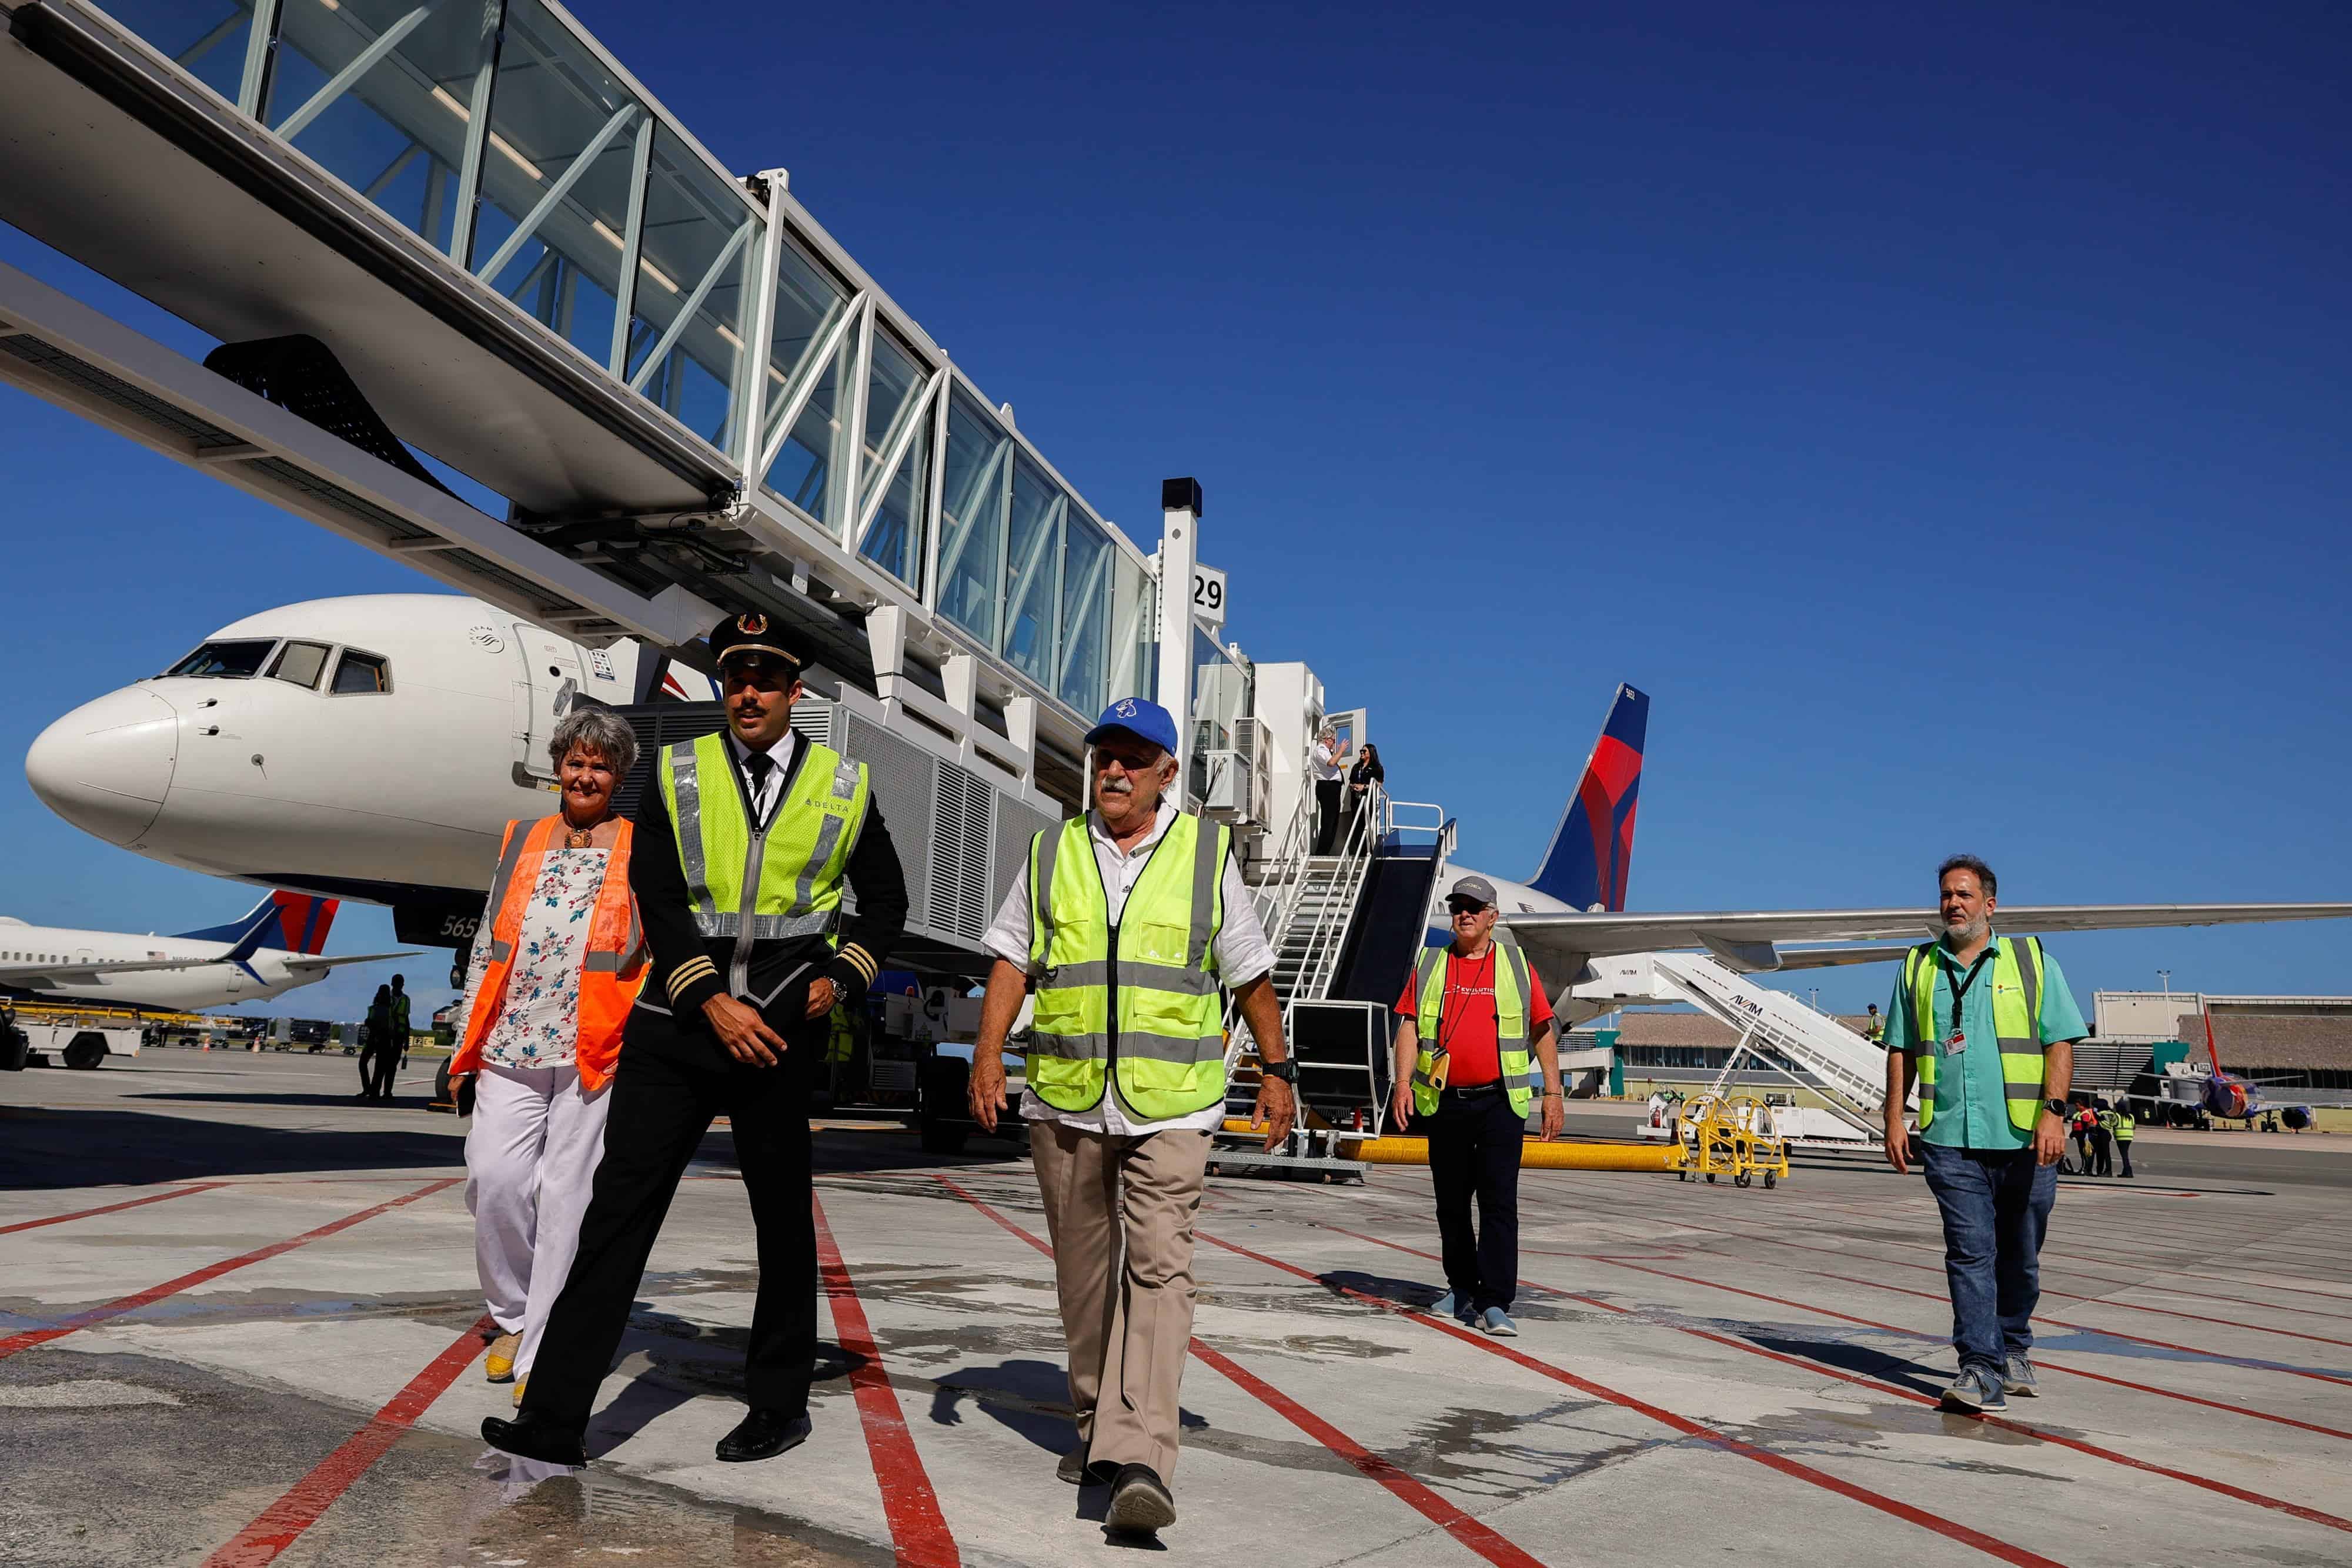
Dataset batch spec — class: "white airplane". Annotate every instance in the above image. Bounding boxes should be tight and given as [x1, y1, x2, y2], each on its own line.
[28, 600, 2352, 997]
[0, 891, 412, 1011]
[1438, 686, 2352, 1027]
[26, 594, 647, 932]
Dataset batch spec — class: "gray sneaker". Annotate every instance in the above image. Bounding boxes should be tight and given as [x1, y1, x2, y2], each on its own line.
[1429, 1292, 1475, 1324]
[1479, 1306, 1519, 1337]
[2002, 1353, 2039, 1398]
[1940, 1363, 2009, 1413]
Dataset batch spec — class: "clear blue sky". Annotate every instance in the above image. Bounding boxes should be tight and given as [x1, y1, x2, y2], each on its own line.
[2, 0, 2346, 1026]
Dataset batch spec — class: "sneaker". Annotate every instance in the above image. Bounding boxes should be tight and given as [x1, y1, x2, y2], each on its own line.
[485, 1332, 520, 1383]
[1429, 1292, 1475, 1324]
[2002, 1354, 2039, 1398]
[1479, 1306, 1519, 1337]
[1939, 1364, 2008, 1413]
[1105, 1464, 1176, 1534]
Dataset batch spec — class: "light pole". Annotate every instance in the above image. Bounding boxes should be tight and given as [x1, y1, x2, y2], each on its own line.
[2157, 969, 2171, 994]
[1809, 987, 1820, 1014]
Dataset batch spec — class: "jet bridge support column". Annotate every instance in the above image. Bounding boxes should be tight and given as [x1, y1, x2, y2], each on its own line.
[1156, 477, 1202, 788]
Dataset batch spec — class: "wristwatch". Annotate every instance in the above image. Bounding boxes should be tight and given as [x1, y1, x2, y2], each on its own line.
[1260, 1059, 1299, 1084]
[2044, 1098, 2070, 1120]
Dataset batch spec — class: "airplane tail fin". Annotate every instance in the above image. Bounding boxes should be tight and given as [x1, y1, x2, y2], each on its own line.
[176, 891, 339, 954]
[1528, 684, 1649, 911]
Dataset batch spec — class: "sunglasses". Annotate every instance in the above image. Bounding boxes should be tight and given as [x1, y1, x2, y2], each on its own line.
[1446, 898, 1491, 915]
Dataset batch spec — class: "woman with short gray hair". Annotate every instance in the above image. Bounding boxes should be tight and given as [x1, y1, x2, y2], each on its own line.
[449, 701, 650, 1401]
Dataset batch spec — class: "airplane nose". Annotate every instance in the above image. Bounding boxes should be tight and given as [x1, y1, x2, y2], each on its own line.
[25, 687, 179, 845]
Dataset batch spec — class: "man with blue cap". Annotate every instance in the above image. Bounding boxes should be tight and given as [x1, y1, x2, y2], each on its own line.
[970, 696, 1294, 1539]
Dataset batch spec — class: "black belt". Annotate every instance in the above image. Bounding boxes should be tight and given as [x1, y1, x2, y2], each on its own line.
[1441, 1082, 1505, 1099]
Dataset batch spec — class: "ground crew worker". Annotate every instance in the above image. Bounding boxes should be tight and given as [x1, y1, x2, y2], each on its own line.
[1864, 1003, 1885, 1045]
[2112, 1104, 2136, 1178]
[1389, 875, 1566, 1336]
[968, 696, 1295, 1539]
[1882, 854, 2087, 1414]
[2093, 1105, 2119, 1176]
[486, 611, 907, 1470]
[358, 983, 396, 1101]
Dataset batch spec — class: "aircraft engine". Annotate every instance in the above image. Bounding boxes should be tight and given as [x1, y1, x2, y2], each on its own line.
[2201, 1076, 2251, 1119]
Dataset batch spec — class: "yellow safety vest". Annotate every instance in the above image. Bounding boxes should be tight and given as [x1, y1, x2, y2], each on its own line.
[1905, 935, 2046, 1134]
[1410, 930, 1536, 1119]
[2116, 1110, 2135, 1140]
[658, 731, 870, 946]
[1026, 812, 1231, 1120]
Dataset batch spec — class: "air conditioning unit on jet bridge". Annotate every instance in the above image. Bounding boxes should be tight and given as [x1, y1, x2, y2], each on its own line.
[1202, 718, 1273, 824]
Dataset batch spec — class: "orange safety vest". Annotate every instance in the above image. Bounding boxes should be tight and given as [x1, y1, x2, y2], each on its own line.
[450, 816, 648, 1091]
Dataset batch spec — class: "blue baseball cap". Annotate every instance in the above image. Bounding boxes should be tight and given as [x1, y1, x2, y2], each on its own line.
[1084, 697, 1180, 756]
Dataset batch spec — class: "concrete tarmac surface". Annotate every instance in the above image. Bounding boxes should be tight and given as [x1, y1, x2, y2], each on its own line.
[6, 1049, 2351, 1567]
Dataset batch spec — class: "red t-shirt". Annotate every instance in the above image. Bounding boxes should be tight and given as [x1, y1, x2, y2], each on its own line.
[1396, 947, 1554, 1088]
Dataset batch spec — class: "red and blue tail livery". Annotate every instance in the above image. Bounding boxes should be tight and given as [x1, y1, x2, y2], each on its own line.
[175, 891, 340, 954]
[1529, 684, 1648, 912]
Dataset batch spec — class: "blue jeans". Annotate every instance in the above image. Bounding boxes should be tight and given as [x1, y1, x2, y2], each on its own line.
[1920, 1141, 2056, 1373]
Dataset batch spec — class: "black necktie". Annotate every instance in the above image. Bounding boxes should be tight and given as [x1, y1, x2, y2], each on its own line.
[744, 751, 773, 814]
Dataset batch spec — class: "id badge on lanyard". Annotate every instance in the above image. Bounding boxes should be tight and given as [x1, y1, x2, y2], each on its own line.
[1945, 955, 1988, 1057]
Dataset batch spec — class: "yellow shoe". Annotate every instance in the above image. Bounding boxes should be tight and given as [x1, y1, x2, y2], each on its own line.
[485, 1332, 519, 1383]
[512, 1374, 527, 1408]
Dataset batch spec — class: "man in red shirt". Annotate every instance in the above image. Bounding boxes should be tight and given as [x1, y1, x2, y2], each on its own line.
[1389, 875, 1565, 1335]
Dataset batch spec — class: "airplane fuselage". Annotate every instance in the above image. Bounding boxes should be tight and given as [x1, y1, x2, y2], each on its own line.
[28, 595, 640, 906]
[0, 920, 325, 1009]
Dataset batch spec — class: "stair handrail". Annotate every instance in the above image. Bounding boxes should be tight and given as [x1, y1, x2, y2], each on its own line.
[1287, 781, 1386, 1004]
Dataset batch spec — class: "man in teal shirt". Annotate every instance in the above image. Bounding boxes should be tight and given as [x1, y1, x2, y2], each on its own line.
[1882, 855, 2085, 1414]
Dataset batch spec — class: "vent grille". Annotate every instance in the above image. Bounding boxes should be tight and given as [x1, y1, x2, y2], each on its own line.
[993, 794, 1061, 918]
[846, 714, 933, 934]
[928, 760, 994, 940]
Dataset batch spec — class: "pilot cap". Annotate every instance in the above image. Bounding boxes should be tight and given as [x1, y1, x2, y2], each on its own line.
[707, 610, 804, 672]
[1448, 874, 1498, 909]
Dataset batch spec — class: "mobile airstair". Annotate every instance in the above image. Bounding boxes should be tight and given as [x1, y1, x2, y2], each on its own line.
[1211, 788, 1454, 1176]
[1574, 951, 1902, 1150]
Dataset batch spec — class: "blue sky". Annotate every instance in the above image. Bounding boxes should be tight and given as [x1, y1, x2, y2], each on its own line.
[2, 1, 2347, 1025]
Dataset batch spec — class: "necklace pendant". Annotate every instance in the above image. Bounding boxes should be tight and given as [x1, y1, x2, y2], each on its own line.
[565, 828, 593, 850]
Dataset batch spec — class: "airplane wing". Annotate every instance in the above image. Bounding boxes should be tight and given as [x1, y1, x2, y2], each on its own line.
[1504, 902, 2352, 978]
[0, 954, 244, 982]
[282, 950, 420, 971]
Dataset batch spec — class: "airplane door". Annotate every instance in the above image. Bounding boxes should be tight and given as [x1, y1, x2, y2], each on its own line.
[512, 626, 586, 784]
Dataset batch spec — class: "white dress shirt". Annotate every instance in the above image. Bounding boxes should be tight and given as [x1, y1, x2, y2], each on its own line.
[983, 800, 1275, 1135]
[726, 729, 801, 825]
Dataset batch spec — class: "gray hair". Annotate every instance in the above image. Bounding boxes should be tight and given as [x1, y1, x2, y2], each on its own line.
[549, 704, 640, 779]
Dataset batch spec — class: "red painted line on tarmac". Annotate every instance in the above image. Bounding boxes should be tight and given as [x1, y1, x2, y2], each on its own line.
[0, 1182, 226, 1235]
[0, 1178, 459, 1359]
[1589, 1255, 2352, 1443]
[928, 1176, 1545, 1568]
[1319, 1223, 2352, 1535]
[811, 1192, 961, 1568]
[1196, 1228, 2063, 1568]
[199, 1315, 495, 1567]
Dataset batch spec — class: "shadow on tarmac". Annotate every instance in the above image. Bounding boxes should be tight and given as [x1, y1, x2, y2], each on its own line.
[0, 1104, 468, 1188]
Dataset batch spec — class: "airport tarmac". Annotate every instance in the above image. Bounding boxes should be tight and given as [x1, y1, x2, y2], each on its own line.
[6, 1049, 2351, 1567]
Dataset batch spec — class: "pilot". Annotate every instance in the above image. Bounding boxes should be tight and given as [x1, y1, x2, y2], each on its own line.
[485, 611, 907, 1469]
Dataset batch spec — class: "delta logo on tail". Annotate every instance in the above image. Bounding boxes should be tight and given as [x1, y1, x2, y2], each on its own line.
[175, 891, 340, 954]
[1529, 684, 1649, 912]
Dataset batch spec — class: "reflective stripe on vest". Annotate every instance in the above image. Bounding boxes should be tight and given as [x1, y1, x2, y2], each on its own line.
[1025, 811, 1230, 1119]
[452, 815, 649, 1093]
[1409, 930, 1537, 1119]
[1905, 934, 2046, 1134]
[659, 733, 869, 944]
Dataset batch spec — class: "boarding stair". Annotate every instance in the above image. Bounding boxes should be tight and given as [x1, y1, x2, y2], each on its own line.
[1211, 788, 1454, 1176]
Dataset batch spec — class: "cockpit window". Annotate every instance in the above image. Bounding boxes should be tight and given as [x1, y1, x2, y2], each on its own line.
[164, 640, 278, 678]
[330, 650, 392, 695]
[266, 641, 331, 690]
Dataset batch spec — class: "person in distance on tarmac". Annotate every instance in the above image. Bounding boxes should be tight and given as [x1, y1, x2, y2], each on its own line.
[1880, 854, 2087, 1414]
[485, 611, 907, 1470]
[968, 696, 1295, 1539]
[447, 706, 649, 1400]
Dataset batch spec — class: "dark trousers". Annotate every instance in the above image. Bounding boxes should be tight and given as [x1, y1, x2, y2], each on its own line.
[522, 1001, 824, 1430]
[1314, 778, 1344, 854]
[1425, 1085, 1524, 1312]
[1920, 1142, 2056, 1374]
[2117, 1138, 2134, 1178]
[361, 1042, 398, 1098]
[2090, 1127, 2113, 1176]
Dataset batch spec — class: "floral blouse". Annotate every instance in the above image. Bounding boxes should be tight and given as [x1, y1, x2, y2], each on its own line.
[455, 846, 610, 1071]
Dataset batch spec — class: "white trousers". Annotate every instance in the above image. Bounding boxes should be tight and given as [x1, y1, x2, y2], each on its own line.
[465, 1062, 610, 1378]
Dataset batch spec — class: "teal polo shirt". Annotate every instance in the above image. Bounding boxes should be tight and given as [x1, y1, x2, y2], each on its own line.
[1882, 933, 2087, 1150]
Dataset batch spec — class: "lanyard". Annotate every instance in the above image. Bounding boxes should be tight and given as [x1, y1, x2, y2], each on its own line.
[1943, 949, 1992, 1040]
[1437, 949, 1496, 1051]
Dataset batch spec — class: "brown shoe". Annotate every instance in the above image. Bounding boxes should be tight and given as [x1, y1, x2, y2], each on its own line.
[1107, 1465, 1175, 1534]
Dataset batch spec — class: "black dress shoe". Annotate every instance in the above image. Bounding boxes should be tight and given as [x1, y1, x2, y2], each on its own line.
[480, 1411, 586, 1467]
[716, 1408, 811, 1463]
[1105, 1464, 1176, 1533]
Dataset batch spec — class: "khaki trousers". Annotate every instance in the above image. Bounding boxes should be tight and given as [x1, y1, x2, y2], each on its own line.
[1028, 1121, 1211, 1481]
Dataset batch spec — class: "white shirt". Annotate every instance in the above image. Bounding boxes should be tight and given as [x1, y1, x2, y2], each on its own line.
[1311, 740, 1344, 783]
[983, 800, 1275, 1135]
[726, 730, 802, 825]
